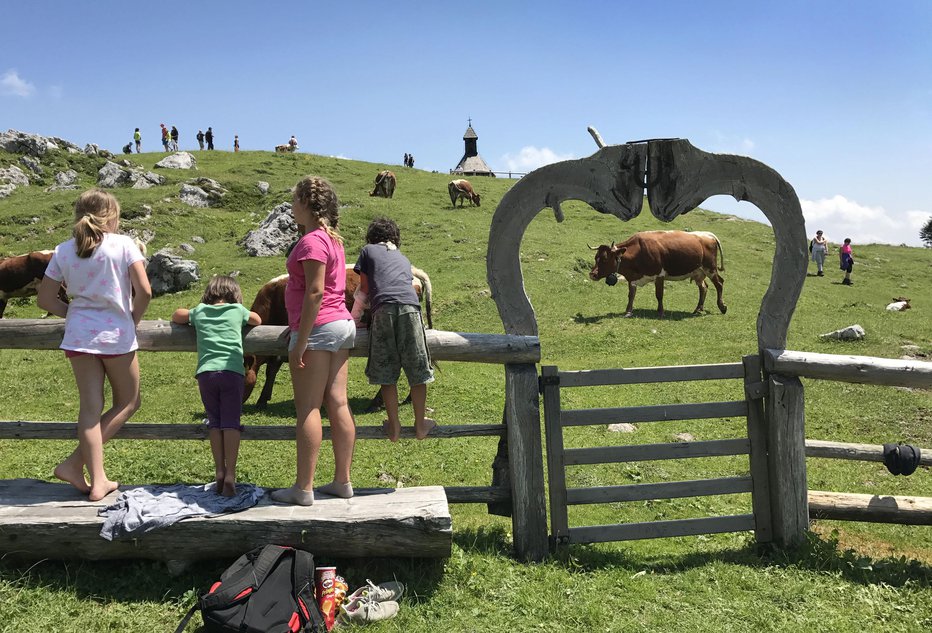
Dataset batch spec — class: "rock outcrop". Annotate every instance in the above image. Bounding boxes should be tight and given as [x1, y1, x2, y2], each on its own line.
[240, 202, 298, 256]
[0, 129, 82, 157]
[145, 249, 200, 296]
[155, 152, 197, 170]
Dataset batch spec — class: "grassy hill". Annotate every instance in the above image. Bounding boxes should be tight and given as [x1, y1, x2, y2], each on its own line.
[1, 145, 931, 631]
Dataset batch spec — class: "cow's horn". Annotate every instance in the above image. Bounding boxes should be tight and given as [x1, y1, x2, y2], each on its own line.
[587, 243, 599, 250]
[611, 241, 615, 249]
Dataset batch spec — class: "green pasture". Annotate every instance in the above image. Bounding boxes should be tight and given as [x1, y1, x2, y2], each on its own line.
[0, 147, 930, 631]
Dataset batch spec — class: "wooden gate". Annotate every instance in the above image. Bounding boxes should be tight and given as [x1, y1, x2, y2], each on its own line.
[541, 355, 772, 547]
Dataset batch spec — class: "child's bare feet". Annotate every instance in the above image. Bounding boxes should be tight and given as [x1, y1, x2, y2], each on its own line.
[215, 469, 226, 492]
[88, 479, 120, 502]
[415, 418, 438, 440]
[221, 478, 236, 497]
[382, 419, 401, 443]
[54, 457, 90, 494]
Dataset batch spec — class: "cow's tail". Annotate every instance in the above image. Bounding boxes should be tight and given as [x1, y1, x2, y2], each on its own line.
[411, 266, 433, 330]
[713, 234, 725, 272]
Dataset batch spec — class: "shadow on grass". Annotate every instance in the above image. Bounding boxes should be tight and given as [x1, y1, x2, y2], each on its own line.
[550, 531, 932, 588]
[573, 309, 704, 324]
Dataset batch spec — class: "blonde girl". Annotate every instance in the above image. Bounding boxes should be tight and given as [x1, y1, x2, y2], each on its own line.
[38, 189, 151, 501]
[271, 176, 357, 506]
[172, 276, 262, 496]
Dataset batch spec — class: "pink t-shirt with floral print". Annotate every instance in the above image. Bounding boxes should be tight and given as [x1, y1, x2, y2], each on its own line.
[44, 233, 145, 354]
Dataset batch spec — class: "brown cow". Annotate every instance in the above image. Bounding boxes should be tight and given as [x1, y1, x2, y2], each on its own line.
[244, 266, 433, 409]
[448, 179, 480, 207]
[0, 250, 55, 318]
[275, 144, 296, 153]
[369, 170, 396, 198]
[588, 230, 726, 318]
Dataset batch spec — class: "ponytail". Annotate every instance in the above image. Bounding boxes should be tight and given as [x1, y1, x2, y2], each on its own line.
[73, 189, 120, 258]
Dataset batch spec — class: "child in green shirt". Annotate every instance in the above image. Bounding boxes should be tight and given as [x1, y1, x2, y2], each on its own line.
[173, 276, 261, 496]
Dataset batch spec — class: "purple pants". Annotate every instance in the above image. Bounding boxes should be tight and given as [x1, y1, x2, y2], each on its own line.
[197, 370, 245, 431]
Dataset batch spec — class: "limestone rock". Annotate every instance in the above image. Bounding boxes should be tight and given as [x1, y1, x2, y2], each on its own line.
[179, 243, 195, 253]
[675, 432, 695, 442]
[257, 181, 270, 195]
[608, 423, 637, 433]
[0, 164, 30, 187]
[46, 169, 79, 192]
[240, 202, 298, 256]
[0, 129, 80, 156]
[819, 324, 866, 341]
[155, 152, 197, 170]
[129, 171, 165, 189]
[19, 155, 43, 175]
[146, 249, 200, 296]
[191, 236, 205, 244]
[97, 161, 130, 188]
[179, 184, 211, 208]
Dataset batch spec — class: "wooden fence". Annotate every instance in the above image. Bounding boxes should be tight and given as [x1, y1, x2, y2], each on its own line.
[0, 319, 541, 556]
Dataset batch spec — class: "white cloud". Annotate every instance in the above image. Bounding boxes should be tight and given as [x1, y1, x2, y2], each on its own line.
[801, 194, 928, 246]
[1, 69, 36, 97]
[501, 146, 575, 173]
[708, 131, 756, 156]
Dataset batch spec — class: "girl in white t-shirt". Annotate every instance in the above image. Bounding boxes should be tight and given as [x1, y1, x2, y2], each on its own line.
[38, 189, 152, 501]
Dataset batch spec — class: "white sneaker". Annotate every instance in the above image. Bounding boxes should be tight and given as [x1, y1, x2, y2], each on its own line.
[347, 578, 405, 603]
[339, 597, 399, 623]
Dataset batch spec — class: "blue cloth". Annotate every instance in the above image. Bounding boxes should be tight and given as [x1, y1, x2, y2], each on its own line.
[98, 482, 264, 540]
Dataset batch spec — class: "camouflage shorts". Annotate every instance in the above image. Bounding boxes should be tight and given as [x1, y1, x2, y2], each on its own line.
[365, 304, 434, 386]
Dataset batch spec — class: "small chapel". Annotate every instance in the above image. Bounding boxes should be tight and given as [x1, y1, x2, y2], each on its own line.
[451, 119, 495, 177]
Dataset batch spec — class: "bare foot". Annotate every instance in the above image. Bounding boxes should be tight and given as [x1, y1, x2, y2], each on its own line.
[215, 469, 225, 493]
[382, 419, 401, 443]
[221, 478, 236, 497]
[416, 418, 438, 440]
[88, 479, 120, 502]
[54, 458, 90, 494]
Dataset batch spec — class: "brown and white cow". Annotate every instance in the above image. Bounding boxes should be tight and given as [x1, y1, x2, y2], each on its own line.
[448, 179, 480, 207]
[244, 266, 434, 409]
[275, 144, 296, 153]
[369, 170, 396, 198]
[0, 250, 55, 318]
[588, 230, 726, 319]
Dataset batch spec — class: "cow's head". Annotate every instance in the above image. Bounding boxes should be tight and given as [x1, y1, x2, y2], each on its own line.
[472, 193, 481, 207]
[588, 243, 626, 286]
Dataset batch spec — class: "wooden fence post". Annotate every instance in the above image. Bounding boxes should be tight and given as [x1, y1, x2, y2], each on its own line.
[765, 373, 808, 547]
[505, 363, 548, 562]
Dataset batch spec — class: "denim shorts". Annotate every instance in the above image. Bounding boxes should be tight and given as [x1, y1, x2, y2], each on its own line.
[289, 319, 356, 354]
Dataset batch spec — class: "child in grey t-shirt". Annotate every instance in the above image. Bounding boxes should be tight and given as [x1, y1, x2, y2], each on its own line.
[353, 217, 435, 441]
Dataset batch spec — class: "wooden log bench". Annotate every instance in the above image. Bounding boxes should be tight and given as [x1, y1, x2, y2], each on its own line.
[0, 479, 451, 564]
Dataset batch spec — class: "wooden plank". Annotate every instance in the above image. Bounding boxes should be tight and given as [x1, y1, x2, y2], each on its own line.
[562, 400, 748, 426]
[766, 374, 808, 548]
[764, 348, 932, 389]
[743, 354, 773, 543]
[0, 479, 451, 561]
[0, 320, 541, 365]
[806, 439, 932, 467]
[566, 476, 752, 505]
[444, 486, 511, 504]
[504, 363, 548, 562]
[568, 514, 755, 543]
[558, 363, 744, 387]
[565, 438, 749, 465]
[809, 490, 932, 525]
[0, 421, 506, 441]
[541, 366, 570, 545]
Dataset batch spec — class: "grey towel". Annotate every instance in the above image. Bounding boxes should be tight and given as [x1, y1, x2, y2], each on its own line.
[98, 482, 264, 541]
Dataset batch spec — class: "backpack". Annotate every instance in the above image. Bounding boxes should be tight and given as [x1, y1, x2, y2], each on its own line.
[175, 544, 326, 633]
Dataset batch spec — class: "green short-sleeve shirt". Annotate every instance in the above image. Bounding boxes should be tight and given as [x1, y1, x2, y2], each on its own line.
[188, 303, 251, 375]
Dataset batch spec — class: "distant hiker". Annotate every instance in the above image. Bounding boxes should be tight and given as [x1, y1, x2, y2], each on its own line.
[289, 135, 298, 150]
[234, 135, 240, 152]
[170, 126, 180, 151]
[134, 128, 141, 153]
[160, 124, 169, 151]
[810, 229, 828, 276]
[197, 130, 205, 150]
[122, 142, 133, 154]
[409, 154, 414, 169]
[205, 127, 214, 151]
[403, 153, 409, 167]
[839, 238, 855, 285]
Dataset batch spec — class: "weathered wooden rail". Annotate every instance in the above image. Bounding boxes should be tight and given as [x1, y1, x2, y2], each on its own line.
[764, 348, 932, 527]
[0, 319, 540, 561]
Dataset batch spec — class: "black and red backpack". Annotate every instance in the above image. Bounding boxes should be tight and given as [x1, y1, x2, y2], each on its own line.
[176, 544, 326, 633]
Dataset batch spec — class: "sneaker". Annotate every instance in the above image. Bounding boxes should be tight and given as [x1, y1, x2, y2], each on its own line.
[817, 271, 824, 276]
[339, 597, 399, 623]
[347, 578, 405, 603]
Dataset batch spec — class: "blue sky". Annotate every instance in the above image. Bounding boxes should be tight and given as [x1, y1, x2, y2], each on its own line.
[2, 1, 930, 246]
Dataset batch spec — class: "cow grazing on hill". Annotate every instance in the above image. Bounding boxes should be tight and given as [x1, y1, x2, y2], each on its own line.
[244, 266, 434, 410]
[0, 250, 55, 318]
[275, 144, 297, 153]
[448, 179, 481, 207]
[370, 170, 396, 198]
[588, 230, 726, 319]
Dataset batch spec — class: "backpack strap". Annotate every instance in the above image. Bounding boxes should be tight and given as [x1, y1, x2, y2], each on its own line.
[173, 604, 198, 633]
[199, 545, 292, 610]
[292, 549, 325, 631]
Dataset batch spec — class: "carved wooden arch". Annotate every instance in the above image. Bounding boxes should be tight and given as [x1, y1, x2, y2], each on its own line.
[486, 138, 807, 353]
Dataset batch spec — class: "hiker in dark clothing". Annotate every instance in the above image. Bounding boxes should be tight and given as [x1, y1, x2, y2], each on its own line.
[197, 130, 205, 150]
[170, 126, 180, 151]
[205, 127, 214, 150]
